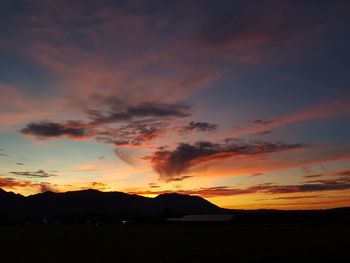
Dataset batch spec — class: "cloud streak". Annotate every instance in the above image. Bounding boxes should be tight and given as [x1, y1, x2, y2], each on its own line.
[222, 101, 350, 139]
[10, 170, 57, 178]
[131, 177, 350, 198]
[336, 170, 350, 177]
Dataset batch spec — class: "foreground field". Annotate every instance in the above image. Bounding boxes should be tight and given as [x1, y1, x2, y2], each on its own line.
[0, 224, 349, 262]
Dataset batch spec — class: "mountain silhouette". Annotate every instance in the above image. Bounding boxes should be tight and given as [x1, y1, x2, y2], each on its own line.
[0, 189, 223, 221]
[1, 188, 349, 224]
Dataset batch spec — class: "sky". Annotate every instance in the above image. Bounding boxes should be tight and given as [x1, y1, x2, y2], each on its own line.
[0, 0, 349, 210]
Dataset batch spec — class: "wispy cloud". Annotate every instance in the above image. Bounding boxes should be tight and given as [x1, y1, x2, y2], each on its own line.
[131, 177, 350, 198]
[303, 174, 324, 179]
[10, 170, 57, 178]
[222, 101, 350, 139]
[20, 98, 190, 145]
[87, 100, 191, 125]
[252, 119, 280, 125]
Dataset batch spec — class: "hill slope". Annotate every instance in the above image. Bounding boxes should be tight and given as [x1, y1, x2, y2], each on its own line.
[0, 189, 222, 220]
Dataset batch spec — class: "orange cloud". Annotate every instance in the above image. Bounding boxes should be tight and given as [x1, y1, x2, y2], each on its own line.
[130, 175, 350, 199]
[0, 177, 53, 193]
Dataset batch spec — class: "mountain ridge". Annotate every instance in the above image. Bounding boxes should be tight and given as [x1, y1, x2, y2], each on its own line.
[1, 188, 349, 224]
[0, 188, 223, 220]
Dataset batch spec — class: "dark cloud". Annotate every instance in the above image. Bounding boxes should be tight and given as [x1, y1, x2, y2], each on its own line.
[10, 170, 57, 178]
[145, 139, 307, 181]
[167, 175, 193, 182]
[86, 96, 190, 128]
[88, 101, 191, 125]
[0, 153, 10, 157]
[255, 195, 321, 201]
[21, 108, 173, 146]
[269, 184, 350, 194]
[95, 119, 168, 146]
[148, 183, 160, 188]
[112, 139, 132, 146]
[15, 162, 24, 165]
[296, 183, 350, 192]
[113, 120, 167, 146]
[21, 121, 88, 139]
[252, 119, 280, 125]
[302, 178, 350, 185]
[177, 121, 218, 133]
[20, 98, 190, 148]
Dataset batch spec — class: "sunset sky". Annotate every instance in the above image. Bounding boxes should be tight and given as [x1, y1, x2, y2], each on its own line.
[0, 0, 349, 210]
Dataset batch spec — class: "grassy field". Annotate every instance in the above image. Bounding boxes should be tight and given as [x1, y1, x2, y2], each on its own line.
[0, 224, 349, 262]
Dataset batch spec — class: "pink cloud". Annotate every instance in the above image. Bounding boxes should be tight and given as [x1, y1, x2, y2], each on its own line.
[221, 101, 350, 139]
[0, 84, 65, 129]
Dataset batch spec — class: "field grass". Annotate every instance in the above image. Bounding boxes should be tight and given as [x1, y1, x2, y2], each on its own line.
[0, 224, 349, 262]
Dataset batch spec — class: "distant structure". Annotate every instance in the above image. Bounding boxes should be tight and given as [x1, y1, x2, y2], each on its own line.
[167, 214, 234, 223]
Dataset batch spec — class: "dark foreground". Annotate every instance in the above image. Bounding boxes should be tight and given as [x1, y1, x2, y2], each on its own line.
[0, 224, 349, 263]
